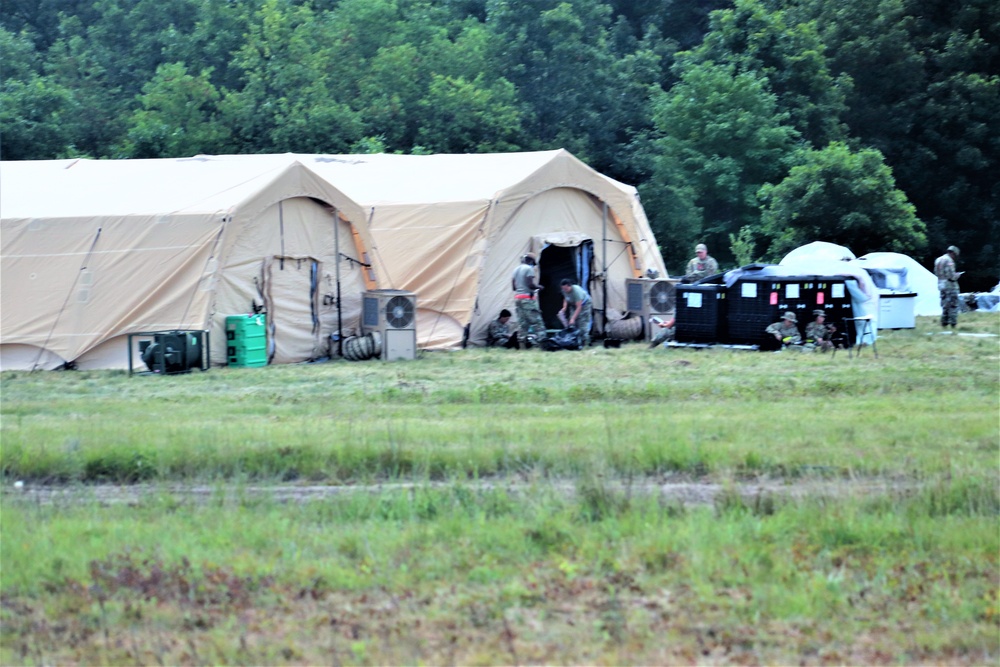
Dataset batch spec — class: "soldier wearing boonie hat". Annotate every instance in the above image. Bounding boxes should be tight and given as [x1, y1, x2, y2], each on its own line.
[806, 309, 836, 352]
[764, 311, 802, 350]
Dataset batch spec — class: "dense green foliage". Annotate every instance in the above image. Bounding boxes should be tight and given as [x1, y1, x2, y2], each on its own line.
[759, 142, 927, 258]
[1, 0, 996, 285]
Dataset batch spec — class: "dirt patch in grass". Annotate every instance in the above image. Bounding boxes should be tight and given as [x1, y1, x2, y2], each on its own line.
[3, 475, 919, 508]
[3, 552, 995, 666]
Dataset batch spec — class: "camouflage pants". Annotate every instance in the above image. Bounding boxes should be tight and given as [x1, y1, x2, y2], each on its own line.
[575, 301, 593, 346]
[940, 287, 959, 326]
[515, 298, 546, 344]
[558, 301, 593, 346]
[650, 326, 675, 348]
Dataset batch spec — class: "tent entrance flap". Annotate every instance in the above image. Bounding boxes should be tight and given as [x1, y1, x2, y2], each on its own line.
[263, 256, 322, 364]
[538, 240, 594, 330]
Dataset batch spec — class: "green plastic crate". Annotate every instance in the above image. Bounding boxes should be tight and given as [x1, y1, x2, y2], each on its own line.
[228, 344, 267, 367]
[225, 314, 266, 341]
[225, 314, 267, 366]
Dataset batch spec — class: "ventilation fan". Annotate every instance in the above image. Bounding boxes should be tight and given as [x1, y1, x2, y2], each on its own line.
[132, 330, 208, 375]
[362, 289, 418, 360]
[624, 278, 680, 341]
[385, 295, 415, 329]
[648, 281, 676, 314]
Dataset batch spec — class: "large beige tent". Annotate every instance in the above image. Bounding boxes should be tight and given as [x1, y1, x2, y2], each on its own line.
[1, 150, 666, 369]
[0, 156, 376, 370]
[302, 149, 666, 348]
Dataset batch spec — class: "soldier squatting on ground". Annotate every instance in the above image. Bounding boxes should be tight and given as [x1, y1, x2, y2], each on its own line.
[557, 279, 593, 347]
[486, 309, 518, 348]
[805, 310, 837, 352]
[764, 311, 802, 351]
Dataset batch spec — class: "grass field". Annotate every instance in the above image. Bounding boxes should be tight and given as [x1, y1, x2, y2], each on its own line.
[2, 313, 998, 664]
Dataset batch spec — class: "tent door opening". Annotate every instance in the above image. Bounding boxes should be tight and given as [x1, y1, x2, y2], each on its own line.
[538, 241, 594, 330]
[263, 256, 322, 364]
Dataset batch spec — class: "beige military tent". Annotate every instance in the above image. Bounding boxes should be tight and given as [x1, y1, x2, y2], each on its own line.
[302, 149, 666, 347]
[0, 156, 376, 370]
[1, 150, 665, 369]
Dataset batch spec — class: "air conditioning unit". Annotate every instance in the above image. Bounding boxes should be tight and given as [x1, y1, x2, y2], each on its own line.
[362, 289, 417, 360]
[625, 278, 679, 340]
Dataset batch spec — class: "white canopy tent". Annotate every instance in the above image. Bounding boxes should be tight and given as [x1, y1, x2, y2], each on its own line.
[781, 241, 856, 263]
[852, 252, 942, 317]
[779, 243, 943, 320]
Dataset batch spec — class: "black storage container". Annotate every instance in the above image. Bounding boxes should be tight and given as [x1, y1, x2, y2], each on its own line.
[727, 275, 856, 346]
[675, 284, 727, 343]
[811, 277, 855, 346]
[727, 277, 785, 345]
[726, 276, 818, 345]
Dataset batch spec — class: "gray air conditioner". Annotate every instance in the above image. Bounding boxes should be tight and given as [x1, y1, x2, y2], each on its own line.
[362, 289, 417, 360]
[625, 278, 680, 341]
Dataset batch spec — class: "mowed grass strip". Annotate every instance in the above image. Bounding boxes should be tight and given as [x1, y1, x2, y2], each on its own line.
[2, 314, 997, 484]
[0, 396, 994, 483]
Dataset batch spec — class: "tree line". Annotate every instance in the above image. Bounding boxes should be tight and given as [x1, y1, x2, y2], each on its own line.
[2, 0, 997, 287]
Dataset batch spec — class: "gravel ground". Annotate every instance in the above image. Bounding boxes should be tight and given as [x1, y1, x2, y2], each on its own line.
[2, 475, 918, 507]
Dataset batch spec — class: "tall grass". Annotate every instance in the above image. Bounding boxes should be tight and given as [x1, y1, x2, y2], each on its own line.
[2, 477, 997, 664]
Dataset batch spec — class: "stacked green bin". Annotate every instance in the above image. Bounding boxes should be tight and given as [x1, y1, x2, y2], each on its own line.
[226, 314, 268, 367]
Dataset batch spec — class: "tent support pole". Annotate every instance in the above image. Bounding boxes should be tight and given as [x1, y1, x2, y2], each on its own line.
[602, 202, 608, 334]
[334, 209, 343, 359]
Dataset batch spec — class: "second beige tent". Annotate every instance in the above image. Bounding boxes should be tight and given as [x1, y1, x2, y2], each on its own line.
[303, 149, 667, 347]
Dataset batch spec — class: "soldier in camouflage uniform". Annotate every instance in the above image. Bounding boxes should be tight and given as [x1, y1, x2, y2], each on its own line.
[649, 316, 676, 348]
[764, 311, 802, 351]
[511, 253, 546, 348]
[805, 310, 836, 352]
[487, 309, 518, 348]
[557, 279, 593, 346]
[934, 245, 961, 328]
[684, 243, 719, 283]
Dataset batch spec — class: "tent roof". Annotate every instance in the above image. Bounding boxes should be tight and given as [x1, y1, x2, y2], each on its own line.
[257, 151, 570, 205]
[205, 149, 639, 207]
[0, 156, 316, 218]
[1, 150, 635, 219]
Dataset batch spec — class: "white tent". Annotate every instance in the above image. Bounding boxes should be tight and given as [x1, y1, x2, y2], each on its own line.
[780, 243, 943, 319]
[852, 252, 942, 317]
[781, 241, 856, 263]
[1, 151, 666, 368]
